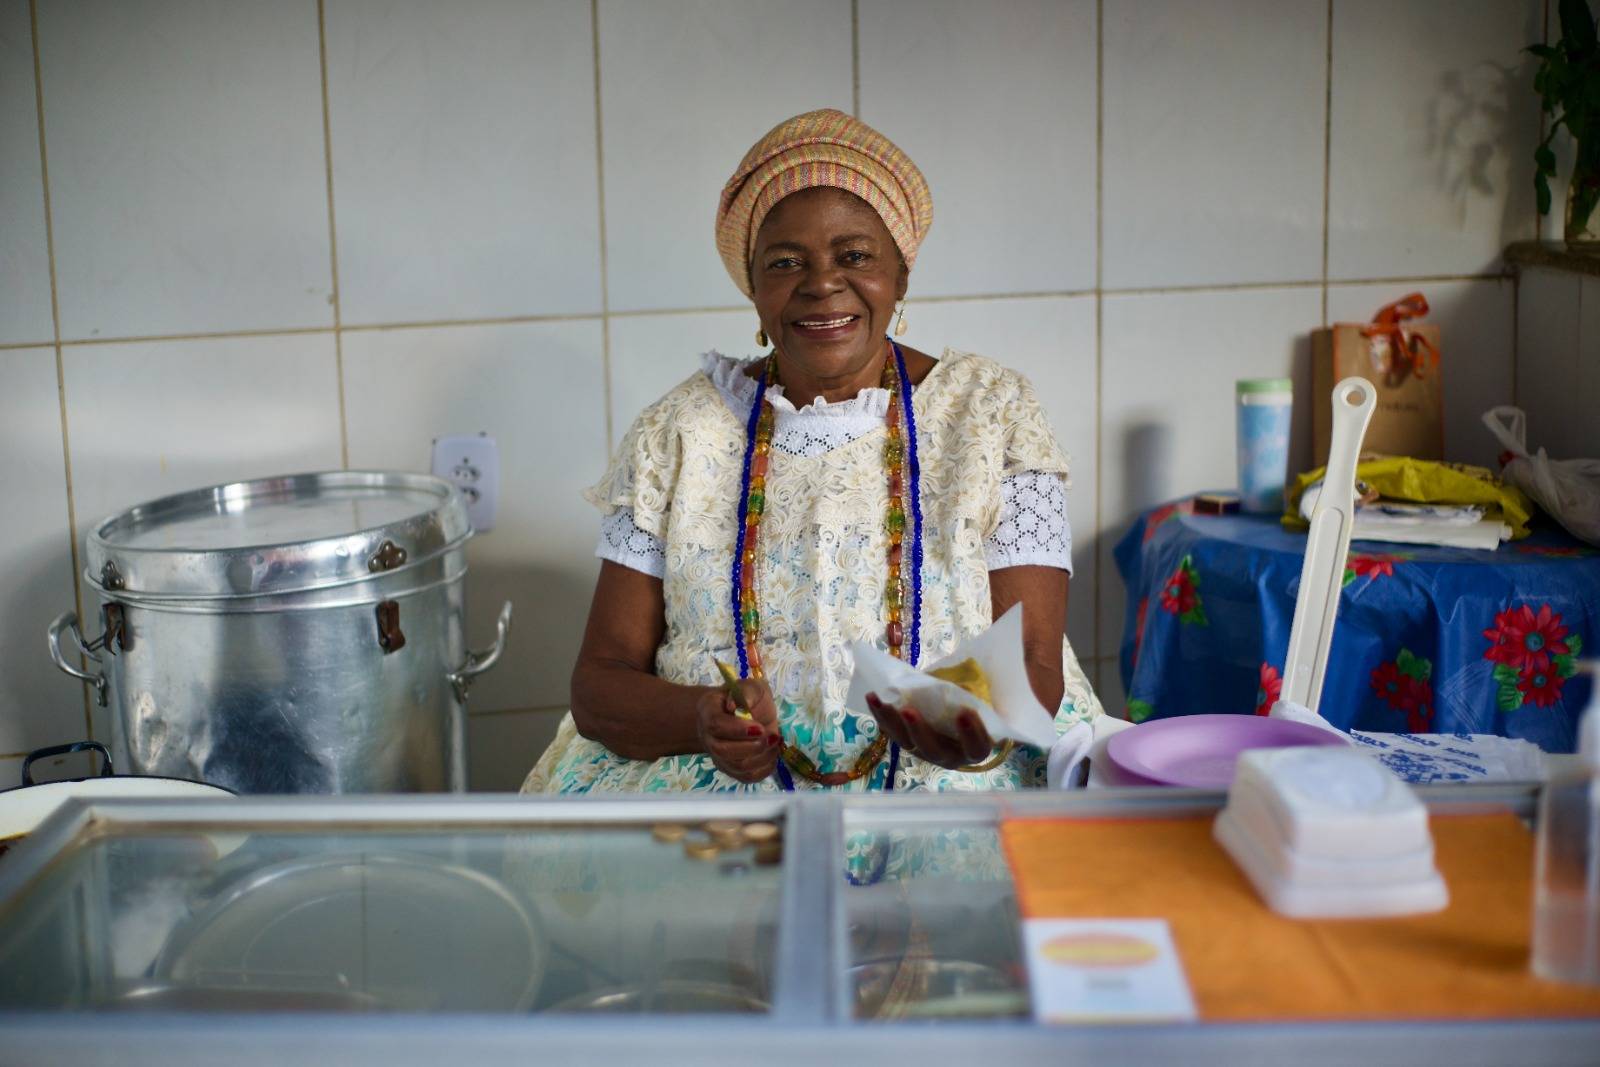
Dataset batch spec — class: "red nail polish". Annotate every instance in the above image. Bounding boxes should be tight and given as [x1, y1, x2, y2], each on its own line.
[766, 734, 780, 747]
[747, 725, 762, 737]
[902, 709, 918, 723]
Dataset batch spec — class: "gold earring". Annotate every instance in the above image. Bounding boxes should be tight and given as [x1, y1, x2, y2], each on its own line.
[756, 326, 768, 348]
[893, 302, 908, 337]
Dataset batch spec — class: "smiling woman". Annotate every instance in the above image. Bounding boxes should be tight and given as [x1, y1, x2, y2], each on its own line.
[521, 109, 1102, 795]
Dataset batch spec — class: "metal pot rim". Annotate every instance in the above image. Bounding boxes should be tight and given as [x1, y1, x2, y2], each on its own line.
[84, 470, 471, 599]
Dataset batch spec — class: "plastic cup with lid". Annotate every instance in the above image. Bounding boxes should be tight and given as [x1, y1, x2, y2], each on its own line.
[1236, 378, 1294, 514]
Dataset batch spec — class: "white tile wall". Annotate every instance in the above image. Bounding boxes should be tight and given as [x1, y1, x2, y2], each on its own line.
[63, 335, 345, 541]
[899, 297, 1098, 656]
[467, 708, 563, 791]
[325, 0, 602, 325]
[0, 0, 52, 346]
[343, 320, 608, 713]
[858, 0, 1097, 298]
[607, 310, 759, 442]
[38, 0, 333, 340]
[1098, 285, 1322, 653]
[1327, 0, 1543, 280]
[598, 0, 852, 312]
[1515, 268, 1584, 460]
[1094, 656, 1126, 720]
[1103, 0, 1326, 289]
[1579, 277, 1600, 459]
[1326, 279, 1516, 469]
[0, 348, 82, 756]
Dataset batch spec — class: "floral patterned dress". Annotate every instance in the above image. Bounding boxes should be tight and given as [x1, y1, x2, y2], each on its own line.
[521, 350, 1101, 794]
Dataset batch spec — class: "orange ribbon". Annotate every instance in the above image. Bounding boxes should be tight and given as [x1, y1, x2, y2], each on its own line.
[1358, 292, 1440, 383]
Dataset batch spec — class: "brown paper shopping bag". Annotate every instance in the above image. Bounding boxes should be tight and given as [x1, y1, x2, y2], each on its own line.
[1313, 293, 1443, 465]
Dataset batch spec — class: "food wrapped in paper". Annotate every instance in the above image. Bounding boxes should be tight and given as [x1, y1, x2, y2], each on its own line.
[845, 604, 1058, 750]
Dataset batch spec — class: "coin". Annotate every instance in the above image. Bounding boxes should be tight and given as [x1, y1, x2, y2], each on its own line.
[652, 823, 688, 843]
[704, 819, 743, 846]
[754, 841, 783, 866]
[684, 837, 720, 861]
[741, 821, 780, 844]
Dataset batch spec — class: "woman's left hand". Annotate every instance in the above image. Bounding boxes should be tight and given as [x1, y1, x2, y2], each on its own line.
[865, 692, 997, 771]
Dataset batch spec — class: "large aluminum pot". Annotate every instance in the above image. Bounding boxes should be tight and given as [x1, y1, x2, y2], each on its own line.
[45, 472, 512, 794]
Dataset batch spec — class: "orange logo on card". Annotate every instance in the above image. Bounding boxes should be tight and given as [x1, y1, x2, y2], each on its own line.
[1041, 932, 1160, 968]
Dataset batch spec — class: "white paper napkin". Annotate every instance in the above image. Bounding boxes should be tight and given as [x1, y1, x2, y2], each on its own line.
[846, 604, 1058, 750]
[1268, 698, 1352, 740]
[1048, 715, 1135, 789]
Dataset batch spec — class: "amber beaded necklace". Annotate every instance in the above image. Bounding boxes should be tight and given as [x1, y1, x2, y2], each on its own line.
[731, 339, 923, 791]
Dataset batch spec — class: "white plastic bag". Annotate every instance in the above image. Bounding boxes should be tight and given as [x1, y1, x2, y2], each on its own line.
[1482, 406, 1600, 546]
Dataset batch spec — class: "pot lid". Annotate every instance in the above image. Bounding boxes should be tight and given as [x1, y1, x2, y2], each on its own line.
[83, 471, 471, 600]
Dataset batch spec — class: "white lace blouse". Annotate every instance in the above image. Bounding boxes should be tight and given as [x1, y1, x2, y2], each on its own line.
[596, 352, 1073, 578]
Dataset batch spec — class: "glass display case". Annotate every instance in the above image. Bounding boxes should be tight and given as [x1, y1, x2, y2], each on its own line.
[0, 788, 1594, 1066]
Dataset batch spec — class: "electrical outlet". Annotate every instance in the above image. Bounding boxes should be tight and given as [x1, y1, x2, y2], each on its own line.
[431, 433, 500, 533]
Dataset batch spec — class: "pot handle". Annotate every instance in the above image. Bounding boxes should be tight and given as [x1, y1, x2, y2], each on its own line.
[449, 601, 513, 703]
[22, 741, 113, 786]
[48, 611, 108, 707]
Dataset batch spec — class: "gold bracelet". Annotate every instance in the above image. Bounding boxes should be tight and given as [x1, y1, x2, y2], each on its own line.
[955, 739, 1016, 773]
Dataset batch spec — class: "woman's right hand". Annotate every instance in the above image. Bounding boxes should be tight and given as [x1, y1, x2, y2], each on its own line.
[695, 677, 782, 783]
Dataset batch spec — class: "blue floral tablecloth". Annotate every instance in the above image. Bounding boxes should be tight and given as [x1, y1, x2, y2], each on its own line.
[1114, 502, 1600, 753]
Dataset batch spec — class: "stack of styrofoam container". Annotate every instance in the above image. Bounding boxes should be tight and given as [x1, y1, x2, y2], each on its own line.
[1214, 747, 1448, 918]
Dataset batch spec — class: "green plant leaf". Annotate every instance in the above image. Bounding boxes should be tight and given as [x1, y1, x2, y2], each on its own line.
[1530, 43, 1561, 60]
[1561, 0, 1597, 55]
[1538, 173, 1553, 216]
[1127, 699, 1154, 724]
[1556, 653, 1579, 679]
[1497, 682, 1524, 713]
[1492, 663, 1522, 687]
[1537, 143, 1558, 173]
[1568, 632, 1583, 657]
[1397, 648, 1432, 681]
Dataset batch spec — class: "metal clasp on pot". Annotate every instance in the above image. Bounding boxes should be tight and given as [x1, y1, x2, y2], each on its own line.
[368, 540, 408, 572]
[375, 600, 406, 654]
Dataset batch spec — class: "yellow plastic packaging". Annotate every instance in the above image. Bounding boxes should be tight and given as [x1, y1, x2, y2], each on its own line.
[1282, 456, 1535, 539]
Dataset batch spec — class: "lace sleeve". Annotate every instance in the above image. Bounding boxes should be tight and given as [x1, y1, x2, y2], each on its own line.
[582, 395, 682, 538]
[984, 471, 1072, 573]
[1000, 371, 1070, 481]
[596, 507, 666, 578]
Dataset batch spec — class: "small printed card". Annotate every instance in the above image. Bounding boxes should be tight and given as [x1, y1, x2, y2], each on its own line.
[1021, 918, 1197, 1024]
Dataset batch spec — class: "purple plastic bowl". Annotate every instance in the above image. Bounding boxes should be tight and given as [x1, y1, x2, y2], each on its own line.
[1104, 714, 1347, 789]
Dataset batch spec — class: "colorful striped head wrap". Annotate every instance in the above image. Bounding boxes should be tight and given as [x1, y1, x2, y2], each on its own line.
[716, 108, 933, 300]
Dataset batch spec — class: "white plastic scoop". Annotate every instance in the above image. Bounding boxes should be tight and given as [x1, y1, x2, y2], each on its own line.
[1277, 377, 1375, 716]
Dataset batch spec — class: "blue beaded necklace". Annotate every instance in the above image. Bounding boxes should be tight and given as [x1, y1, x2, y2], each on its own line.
[730, 340, 924, 794]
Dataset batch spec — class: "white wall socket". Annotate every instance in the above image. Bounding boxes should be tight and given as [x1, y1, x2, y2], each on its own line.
[431, 432, 500, 533]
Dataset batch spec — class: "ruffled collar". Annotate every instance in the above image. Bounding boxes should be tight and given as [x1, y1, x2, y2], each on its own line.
[700, 351, 892, 420]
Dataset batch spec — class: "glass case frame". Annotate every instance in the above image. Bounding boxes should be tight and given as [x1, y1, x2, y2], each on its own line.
[0, 785, 1594, 1066]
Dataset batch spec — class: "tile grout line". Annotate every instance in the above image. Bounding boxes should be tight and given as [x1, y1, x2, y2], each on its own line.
[1, 272, 1523, 358]
[1092, 0, 1104, 666]
[54, 325, 340, 347]
[1320, 0, 1333, 328]
[316, 0, 349, 469]
[29, 0, 93, 747]
[592, 0, 614, 454]
[851, 0, 860, 117]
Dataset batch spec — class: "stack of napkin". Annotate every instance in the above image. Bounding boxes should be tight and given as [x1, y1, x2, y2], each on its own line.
[1213, 746, 1448, 918]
